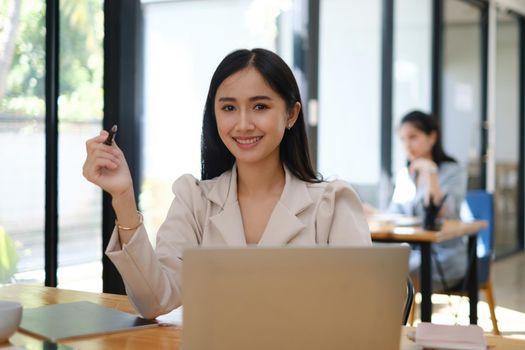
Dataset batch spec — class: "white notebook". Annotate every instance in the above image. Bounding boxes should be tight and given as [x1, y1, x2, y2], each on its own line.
[415, 322, 487, 350]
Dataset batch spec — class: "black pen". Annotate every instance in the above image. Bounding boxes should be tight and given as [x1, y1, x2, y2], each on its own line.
[104, 125, 118, 146]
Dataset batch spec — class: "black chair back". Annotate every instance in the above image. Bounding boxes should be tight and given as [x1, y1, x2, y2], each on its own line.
[403, 277, 414, 325]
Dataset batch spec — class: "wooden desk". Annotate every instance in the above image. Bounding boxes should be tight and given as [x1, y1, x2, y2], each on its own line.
[1, 284, 523, 349]
[370, 219, 487, 324]
[0, 284, 180, 349]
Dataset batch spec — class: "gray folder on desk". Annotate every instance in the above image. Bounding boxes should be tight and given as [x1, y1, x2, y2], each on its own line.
[20, 301, 158, 341]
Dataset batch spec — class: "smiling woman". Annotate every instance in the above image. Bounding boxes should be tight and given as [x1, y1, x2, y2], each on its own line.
[82, 48, 371, 319]
[201, 49, 315, 183]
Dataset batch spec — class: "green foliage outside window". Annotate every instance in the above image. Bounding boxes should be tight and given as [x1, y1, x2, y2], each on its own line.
[0, 0, 103, 121]
[0, 227, 17, 283]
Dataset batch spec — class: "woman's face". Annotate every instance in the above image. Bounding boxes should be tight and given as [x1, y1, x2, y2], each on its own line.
[214, 67, 299, 167]
[399, 122, 436, 161]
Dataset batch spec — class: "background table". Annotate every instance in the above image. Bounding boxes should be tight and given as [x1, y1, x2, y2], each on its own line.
[370, 219, 487, 324]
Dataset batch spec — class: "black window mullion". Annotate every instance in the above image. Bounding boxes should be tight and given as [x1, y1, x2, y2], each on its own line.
[45, 0, 59, 287]
[103, 0, 143, 294]
[307, 0, 320, 170]
[380, 0, 394, 208]
[518, 15, 525, 250]
[431, 0, 443, 119]
[480, 5, 489, 190]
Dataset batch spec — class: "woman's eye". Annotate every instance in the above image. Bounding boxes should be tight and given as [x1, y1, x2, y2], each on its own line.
[221, 105, 235, 112]
[254, 104, 268, 110]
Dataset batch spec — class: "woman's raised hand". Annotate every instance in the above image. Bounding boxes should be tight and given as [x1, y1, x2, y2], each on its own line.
[409, 158, 438, 176]
[83, 130, 133, 199]
[410, 158, 445, 206]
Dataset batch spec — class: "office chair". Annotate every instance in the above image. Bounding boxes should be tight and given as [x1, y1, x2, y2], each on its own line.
[408, 191, 500, 334]
[403, 277, 414, 325]
[446, 190, 500, 334]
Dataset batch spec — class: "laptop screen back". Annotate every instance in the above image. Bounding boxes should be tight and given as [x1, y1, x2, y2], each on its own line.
[182, 246, 409, 350]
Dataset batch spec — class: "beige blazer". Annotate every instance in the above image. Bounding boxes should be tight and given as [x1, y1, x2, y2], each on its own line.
[106, 165, 371, 318]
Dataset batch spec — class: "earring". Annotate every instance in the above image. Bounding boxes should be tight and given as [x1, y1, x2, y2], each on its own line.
[287, 124, 292, 130]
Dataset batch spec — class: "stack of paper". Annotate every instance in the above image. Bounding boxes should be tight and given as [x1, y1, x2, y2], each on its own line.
[415, 323, 487, 350]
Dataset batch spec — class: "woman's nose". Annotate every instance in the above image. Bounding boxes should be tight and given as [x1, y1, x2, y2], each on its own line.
[236, 109, 255, 131]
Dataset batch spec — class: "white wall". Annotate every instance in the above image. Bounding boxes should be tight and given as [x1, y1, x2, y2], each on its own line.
[495, 21, 520, 163]
[392, 0, 432, 173]
[142, 0, 283, 181]
[318, 0, 381, 184]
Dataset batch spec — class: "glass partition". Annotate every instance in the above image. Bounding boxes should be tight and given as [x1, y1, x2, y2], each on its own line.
[493, 11, 520, 256]
[57, 0, 104, 291]
[0, 0, 46, 284]
[318, 0, 382, 206]
[392, 0, 432, 180]
[442, 0, 483, 189]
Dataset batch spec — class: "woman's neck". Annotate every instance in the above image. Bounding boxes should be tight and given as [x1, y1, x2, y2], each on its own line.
[236, 160, 285, 198]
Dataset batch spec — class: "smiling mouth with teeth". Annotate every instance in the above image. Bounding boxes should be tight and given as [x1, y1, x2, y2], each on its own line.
[234, 137, 262, 145]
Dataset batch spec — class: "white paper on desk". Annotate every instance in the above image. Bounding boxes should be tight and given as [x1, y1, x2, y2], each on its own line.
[415, 322, 487, 350]
[156, 306, 183, 326]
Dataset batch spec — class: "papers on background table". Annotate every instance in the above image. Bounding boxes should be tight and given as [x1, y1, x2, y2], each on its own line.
[415, 322, 487, 350]
[367, 213, 422, 227]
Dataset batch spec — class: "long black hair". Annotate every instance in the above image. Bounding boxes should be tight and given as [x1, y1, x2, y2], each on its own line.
[401, 110, 456, 166]
[201, 48, 321, 182]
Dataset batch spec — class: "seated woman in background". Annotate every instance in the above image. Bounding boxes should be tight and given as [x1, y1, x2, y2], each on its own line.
[388, 110, 468, 290]
[82, 48, 371, 319]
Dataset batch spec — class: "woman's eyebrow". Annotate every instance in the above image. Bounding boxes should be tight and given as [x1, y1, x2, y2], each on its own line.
[249, 95, 272, 102]
[217, 97, 236, 102]
[217, 95, 272, 102]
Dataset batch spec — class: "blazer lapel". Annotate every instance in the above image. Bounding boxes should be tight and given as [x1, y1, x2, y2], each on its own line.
[258, 166, 313, 246]
[207, 165, 247, 246]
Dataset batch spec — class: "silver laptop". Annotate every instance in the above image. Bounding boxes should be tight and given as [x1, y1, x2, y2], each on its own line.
[181, 246, 409, 350]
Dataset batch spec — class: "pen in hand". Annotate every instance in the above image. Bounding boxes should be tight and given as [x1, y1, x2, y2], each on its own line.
[104, 125, 118, 146]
